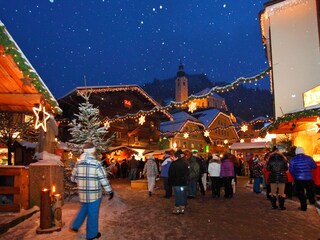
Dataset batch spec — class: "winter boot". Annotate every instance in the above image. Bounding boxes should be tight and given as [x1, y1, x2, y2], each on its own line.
[271, 195, 278, 209]
[278, 196, 286, 210]
[172, 206, 180, 215]
[179, 206, 185, 214]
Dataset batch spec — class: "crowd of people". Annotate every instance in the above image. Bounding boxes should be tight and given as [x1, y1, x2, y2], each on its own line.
[141, 145, 317, 214]
[248, 146, 317, 211]
[68, 142, 317, 238]
[144, 149, 241, 214]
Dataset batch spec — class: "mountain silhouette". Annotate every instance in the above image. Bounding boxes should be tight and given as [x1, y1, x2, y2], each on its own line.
[141, 74, 273, 121]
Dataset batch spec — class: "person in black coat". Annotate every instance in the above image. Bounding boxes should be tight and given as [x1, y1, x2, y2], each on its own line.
[168, 149, 189, 214]
[266, 149, 288, 210]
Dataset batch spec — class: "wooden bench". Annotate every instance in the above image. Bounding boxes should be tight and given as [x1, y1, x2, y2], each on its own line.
[130, 179, 148, 190]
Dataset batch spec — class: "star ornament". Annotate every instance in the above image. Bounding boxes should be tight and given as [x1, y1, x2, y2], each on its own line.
[241, 124, 248, 132]
[188, 101, 197, 113]
[104, 121, 110, 129]
[21, 77, 33, 87]
[68, 151, 73, 159]
[183, 132, 189, 139]
[204, 130, 210, 137]
[139, 115, 146, 125]
[33, 104, 50, 132]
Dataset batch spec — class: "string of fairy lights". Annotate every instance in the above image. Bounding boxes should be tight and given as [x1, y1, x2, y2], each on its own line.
[0, 23, 61, 115]
[161, 118, 272, 138]
[74, 68, 272, 139]
[0, 21, 273, 139]
[100, 67, 272, 127]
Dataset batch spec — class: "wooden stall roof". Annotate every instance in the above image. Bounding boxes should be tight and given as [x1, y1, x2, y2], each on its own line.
[0, 21, 61, 114]
[260, 107, 320, 135]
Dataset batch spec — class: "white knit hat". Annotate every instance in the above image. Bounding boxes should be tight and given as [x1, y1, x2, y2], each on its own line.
[212, 154, 219, 160]
[295, 147, 304, 155]
[83, 142, 96, 154]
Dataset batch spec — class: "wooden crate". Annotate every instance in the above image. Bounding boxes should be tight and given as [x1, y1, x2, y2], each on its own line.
[0, 166, 29, 212]
[131, 179, 148, 190]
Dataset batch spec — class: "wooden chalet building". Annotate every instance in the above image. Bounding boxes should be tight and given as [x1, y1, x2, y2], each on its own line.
[0, 21, 62, 212]
[192, 109, 239, 153]
[57, 85, 173, 159]
[160, 111, 211, 154]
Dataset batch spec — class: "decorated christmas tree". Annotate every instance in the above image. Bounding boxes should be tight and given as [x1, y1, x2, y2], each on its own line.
[68, 91, 113, 155]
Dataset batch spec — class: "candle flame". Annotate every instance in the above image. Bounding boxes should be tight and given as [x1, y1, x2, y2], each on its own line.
[52, 185, 56, 193]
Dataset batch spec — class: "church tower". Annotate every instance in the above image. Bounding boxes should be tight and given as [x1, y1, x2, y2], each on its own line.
[175, 62, 188, 102]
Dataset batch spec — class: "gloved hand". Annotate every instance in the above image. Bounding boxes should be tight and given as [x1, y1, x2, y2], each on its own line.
[108, 192, 114, 200]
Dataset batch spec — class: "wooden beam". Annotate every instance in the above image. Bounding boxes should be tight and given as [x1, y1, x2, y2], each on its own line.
[0, 93, 42, 105]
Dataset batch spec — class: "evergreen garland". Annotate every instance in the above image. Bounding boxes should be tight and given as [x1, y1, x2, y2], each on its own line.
[0, 25, 61, 114]
[260, 107, 320, 135]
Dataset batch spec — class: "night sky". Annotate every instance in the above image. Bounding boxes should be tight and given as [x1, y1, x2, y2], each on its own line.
[0, 0, 269, 98]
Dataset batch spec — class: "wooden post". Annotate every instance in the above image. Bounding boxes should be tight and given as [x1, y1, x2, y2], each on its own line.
[40, 189, 51, 229]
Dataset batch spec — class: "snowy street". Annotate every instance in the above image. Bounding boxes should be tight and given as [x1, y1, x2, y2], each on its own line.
[1, 177, 320, 240]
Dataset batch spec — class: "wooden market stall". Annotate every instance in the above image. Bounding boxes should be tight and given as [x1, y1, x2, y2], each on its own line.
[0, 21, 61, 211]
[261, 108, 320, 185]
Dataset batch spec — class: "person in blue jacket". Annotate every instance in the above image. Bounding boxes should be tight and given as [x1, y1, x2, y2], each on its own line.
[289, 146, 317, 211]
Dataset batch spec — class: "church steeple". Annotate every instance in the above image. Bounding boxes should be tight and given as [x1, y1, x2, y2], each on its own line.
[177, 61, 186, 77]
[175, 62, 188, 102]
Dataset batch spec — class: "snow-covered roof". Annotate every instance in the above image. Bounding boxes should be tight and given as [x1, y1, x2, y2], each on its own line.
[192, 109, 220, 128]
[160, 111, 203, 133]
[194, 88, 224, 100]
[16, 140, 37, 149]
[251, 116, 268, 122]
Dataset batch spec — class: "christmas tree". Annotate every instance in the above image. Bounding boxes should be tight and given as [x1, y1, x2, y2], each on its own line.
[68, 91, 113, 155]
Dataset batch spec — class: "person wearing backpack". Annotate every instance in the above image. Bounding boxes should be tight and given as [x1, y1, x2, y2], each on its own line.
[185, 150, 200, 198]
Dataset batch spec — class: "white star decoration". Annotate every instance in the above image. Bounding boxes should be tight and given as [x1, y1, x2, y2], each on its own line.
[33, 104, 50, 132]
[104, 121, 110, 129]
[68, 151, 73, 159]
[241, 124, 248, 132]
[139, 115, 146, 125]
[183, 132, 189, 139]
[188, 101, 197, 113]
[204, 130, 210, 137]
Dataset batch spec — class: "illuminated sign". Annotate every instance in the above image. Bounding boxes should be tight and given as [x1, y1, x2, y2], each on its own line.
[304, 85, 320, 108]
[124, 99, 132, 108]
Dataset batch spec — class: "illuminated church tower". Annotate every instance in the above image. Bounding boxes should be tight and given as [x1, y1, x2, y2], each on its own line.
[175, 62, 188, 102]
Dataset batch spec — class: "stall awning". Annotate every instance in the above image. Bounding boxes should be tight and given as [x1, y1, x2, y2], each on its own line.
[260, 107, 320, 135]
[230, 142, 270, 150]
[0, 21, 61, 114]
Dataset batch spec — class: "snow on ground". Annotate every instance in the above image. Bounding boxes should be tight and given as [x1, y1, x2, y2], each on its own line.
[0, 192, 127, 240]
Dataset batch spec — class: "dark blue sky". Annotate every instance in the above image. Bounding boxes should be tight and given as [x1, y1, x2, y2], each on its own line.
[1, 0, 269, 98]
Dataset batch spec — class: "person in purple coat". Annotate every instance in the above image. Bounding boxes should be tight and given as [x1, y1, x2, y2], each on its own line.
[220, 153, 235, 198]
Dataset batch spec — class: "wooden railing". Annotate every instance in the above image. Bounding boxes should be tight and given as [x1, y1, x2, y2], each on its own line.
[0, 166, 29, 212]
